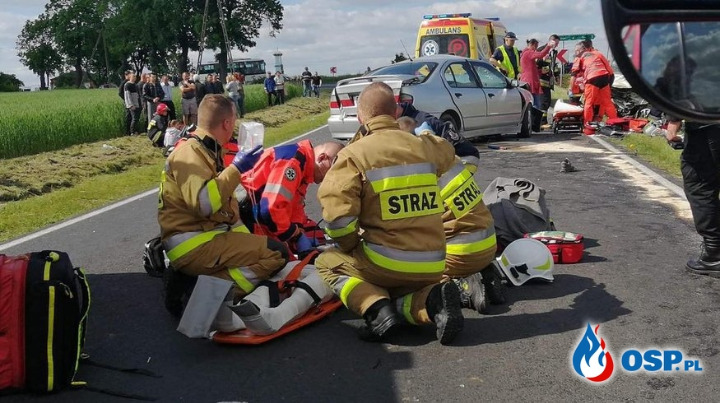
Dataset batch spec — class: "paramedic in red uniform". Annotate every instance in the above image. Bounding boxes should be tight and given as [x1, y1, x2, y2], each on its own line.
[576, 40, 617, 134]
[240, 140, 344, 255]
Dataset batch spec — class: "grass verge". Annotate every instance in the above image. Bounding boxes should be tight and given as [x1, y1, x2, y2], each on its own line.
[0, 95, 329, 243]
[608, 133, 682, 178]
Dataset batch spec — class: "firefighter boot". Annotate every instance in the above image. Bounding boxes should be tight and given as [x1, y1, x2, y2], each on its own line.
[426, 282, 464, 345]
[358, 299, 402, 342]
[686, 240, 720, 277]
[453, 273, 487, 314]
[481, 261, 507, 305]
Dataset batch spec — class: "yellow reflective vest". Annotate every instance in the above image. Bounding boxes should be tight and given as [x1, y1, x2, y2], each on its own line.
[497, 45, 521, 79]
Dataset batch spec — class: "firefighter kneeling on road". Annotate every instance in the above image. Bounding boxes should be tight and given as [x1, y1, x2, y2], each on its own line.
[239, 139, 344, 258]
[397, 117, 506, 314]
[158, 95, 289, 316]
[315, 82, 464, 344]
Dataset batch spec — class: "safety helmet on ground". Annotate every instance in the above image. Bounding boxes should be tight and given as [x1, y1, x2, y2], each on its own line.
[156, 103, 168, 115]
[496, 238, 554, 286]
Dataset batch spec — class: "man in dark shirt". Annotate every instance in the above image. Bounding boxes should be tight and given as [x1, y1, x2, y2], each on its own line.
[311, 72, 322, 98]
[490, 32, 521, 79]
[301, 67, 312, 97]
[212, 73, 224, 94]
[143, 74, 163, 118]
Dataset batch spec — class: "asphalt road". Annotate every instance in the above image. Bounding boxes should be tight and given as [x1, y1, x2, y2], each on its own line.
[3, 127, 719, 402]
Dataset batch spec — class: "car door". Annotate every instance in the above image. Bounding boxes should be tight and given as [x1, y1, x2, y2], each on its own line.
[471, 61, 523, 127]
[442, 61, 487, 131]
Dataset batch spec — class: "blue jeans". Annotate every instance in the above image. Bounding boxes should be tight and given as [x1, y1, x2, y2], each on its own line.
[532, 93, 543, 110]
[303, 82, 311, 97]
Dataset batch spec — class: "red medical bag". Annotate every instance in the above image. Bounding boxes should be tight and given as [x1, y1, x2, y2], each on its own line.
[524, 231, 585, 264]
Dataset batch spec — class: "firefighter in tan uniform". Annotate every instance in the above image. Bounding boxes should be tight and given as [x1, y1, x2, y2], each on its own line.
[158, 95, 287, 314]
[397, 118, 506, 314]
[315, 82, 464, 344]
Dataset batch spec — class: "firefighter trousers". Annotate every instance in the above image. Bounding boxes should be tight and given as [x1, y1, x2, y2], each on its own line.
[584, 83, 617, 123]
[315, 247, 442, 325]
[444, 247, 497, 280]
[172, 231, 287, 298]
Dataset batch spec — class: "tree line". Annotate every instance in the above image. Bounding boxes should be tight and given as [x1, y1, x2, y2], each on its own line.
[16, 0, 283, 90]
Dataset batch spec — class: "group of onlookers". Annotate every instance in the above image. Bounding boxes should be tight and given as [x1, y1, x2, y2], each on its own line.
[120, 70, 178, 137]
[122, 70, 247, 136]
[301, 67, 322, 98]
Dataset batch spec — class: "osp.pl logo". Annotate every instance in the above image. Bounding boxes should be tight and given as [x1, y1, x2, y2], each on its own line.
[572, 323, 614, 382]
[571, 323, 704, 383]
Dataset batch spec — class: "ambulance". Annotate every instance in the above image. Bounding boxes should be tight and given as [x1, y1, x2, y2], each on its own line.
[415, 13, 508, 60]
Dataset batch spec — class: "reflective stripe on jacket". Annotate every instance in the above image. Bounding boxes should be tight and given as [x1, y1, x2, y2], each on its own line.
[438, 160, 496, 256]
[241, 139, 314, 241]
[318, 115, 455, 274]
[158, 129, 242, 256]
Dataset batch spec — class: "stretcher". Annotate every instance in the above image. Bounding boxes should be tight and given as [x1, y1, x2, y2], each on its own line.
[211, 250, 343, 345]
[551, 98, 584, 134]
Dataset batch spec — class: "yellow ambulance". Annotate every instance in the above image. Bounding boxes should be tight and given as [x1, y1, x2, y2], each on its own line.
[415, 13, 508, 60]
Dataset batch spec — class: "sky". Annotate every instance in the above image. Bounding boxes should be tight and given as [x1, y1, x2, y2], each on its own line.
[0, 0, 610, 88]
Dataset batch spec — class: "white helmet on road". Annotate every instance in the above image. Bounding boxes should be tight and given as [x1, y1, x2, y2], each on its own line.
[497, 238, 554, 286]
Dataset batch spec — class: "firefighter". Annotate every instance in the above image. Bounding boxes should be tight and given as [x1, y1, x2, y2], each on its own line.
[537, 34, 561, 124]
[158, 95, 288, 314]
[576, 40, 617, 134]
[147, 102, 169, 147]
[490, 32, 521, 79]
[396, 117, 505, 314]
[315, 82, 464, 344]
[239, 139, 344, 256]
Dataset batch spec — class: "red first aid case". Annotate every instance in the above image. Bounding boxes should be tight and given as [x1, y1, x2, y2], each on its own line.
[524, 231, 584, 264]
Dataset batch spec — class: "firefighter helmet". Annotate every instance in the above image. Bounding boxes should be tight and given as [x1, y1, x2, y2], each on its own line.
[496, 238, 554, 286]
[156, 103, 168, 115]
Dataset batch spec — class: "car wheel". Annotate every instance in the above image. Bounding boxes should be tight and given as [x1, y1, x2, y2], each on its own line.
[440, 113, 460, 133]
[517, 106, 531, 138]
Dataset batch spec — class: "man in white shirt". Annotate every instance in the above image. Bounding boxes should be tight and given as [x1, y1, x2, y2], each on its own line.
[274, 71, 286, 105]
[160, 75, 176, 120]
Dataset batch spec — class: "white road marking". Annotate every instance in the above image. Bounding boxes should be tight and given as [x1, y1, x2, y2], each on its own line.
[590, 135, 686, 200]
[0, 125, 329, 251]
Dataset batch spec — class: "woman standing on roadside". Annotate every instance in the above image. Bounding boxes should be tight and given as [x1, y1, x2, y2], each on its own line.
[226, 73, 245, 118]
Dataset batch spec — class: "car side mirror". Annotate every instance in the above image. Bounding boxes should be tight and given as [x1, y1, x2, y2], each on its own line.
[601, 0, 720, 122]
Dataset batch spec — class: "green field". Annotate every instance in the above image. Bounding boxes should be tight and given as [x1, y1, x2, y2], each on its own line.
[0, 83, 301, 159]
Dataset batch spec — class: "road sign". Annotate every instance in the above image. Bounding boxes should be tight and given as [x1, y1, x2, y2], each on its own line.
[558, 34, 595, 41]
[556, 49, 568, 64]
[330, 66, 337, 75]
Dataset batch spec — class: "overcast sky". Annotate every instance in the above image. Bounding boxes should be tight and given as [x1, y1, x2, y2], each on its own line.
[1, 0, 609, 88]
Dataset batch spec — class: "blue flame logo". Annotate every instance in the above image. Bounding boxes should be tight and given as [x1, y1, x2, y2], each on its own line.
[572, 323, 614, 382]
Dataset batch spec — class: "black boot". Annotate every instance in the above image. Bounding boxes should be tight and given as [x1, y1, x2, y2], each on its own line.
[426, 282, 464, 345]
[358, 299, 401, 342]
[481, 262, 507, 305]
[453, 273, 487, 313]
[162, 265, 197, 317]
[686, 242, 720, 277]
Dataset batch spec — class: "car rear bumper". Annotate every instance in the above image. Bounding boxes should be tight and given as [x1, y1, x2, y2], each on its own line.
[328, 115, 360, 140]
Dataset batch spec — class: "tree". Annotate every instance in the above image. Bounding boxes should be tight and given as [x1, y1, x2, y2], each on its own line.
[391, 53, 408, 64]
[16, 15, 63, 90]
[200, 0, 283, 80]
[44, 0, 109, 87]
[0, 73, 25, 92]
